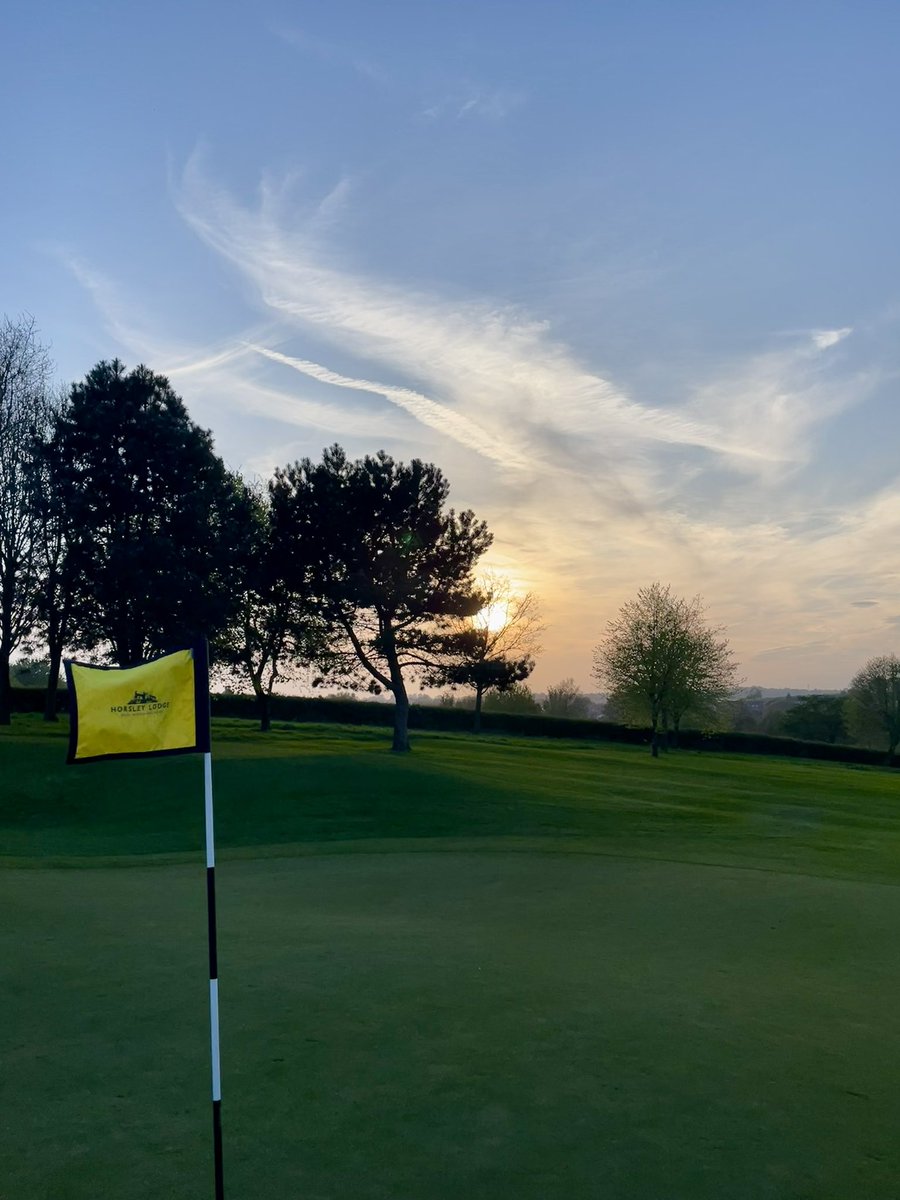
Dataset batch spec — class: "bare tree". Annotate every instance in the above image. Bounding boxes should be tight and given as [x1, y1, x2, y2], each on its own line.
[28, 386, 81, 720]
[0, 316, 53, 724]
[215, 483, 332, 732]
[592, 582, 738, 756]
[543, 677, 592, 719]
[437, 574, 544, 732]
[846, 654, 900, 761]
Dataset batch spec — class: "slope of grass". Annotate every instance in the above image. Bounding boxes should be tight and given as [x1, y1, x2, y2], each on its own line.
[1, 715, 898, 881]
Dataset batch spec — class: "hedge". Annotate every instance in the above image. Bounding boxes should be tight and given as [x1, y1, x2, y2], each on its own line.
[9, 686, 897, 768]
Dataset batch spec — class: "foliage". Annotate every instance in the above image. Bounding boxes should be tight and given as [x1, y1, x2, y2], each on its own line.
[482, 681, 542, 714]
[270, 444, 492, 751]
[0, 315, 54, 723]
[27, 386, 84, 720]
[593, 582, 738, 755]
[436, 575, 543, 731]
[775, 694, 848, 744]
[846, 655, 900, 757]
[543, 677, 592, 718]
[607, 684, 731, 734]
[214, 484, 332, 731]
[50, 360, 245, 665]
[9, 655, 62, 689]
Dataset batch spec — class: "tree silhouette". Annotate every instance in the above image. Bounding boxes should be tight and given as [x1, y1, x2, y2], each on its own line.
[0, 315, 54, 724]
[216, 483, 332, 732]
[270, 445, 491, 752]
[846, 655, 900, 760]
[543, 677, 592, 719]
[29, 388, 86, 719]
[777, 694, 848, 744]
[51, 360, 244, 664]
[437, 576, 543, 732]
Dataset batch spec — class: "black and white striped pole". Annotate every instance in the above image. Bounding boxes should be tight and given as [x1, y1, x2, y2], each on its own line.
[204, 749, 224, 1200]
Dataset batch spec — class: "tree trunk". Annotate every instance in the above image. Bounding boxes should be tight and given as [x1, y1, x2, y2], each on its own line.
[255, 688, 271, 733]
[473, 684, 484, 734]
[381, 625, 411, 753]
[0, 643, 10, 726]
[650, 704, 659, 757]
[392, 685, 411, 753]
[660, 709, 671, 751]
[43, 642, 63, 722]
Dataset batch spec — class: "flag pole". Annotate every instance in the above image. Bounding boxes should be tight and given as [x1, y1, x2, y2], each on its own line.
[64, 640, 222, 1194]
[204, 748, 224, 1199]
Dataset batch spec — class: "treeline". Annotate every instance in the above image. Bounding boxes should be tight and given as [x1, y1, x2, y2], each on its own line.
[0, 318, 543, 750]
[3, 314, 897, 761]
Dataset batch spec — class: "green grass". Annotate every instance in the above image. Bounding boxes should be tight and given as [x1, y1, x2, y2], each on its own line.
[3, 715, 900, 880]
[2, 717, 900, 1198]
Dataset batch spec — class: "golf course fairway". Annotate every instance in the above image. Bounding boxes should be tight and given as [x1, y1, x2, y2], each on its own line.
[3, 717, 900, 1198]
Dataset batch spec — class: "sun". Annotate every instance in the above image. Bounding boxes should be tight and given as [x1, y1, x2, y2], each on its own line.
[475, 601, 510, 633]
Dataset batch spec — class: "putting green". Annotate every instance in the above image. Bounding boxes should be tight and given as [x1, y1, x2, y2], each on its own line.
[4, 850, 900, 1199]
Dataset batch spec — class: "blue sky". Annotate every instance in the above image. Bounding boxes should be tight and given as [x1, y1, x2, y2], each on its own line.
[4, 1, 900, 690]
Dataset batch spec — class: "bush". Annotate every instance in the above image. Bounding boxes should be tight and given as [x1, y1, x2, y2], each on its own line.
[8, 687, 67, 715]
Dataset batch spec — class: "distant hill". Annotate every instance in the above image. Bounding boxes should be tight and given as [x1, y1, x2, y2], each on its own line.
[734, 687, 843, 699]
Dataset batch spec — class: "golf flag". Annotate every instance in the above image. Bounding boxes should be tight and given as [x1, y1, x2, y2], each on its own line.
[64, 644, 210, 764]
[63, 639, 224, 1198]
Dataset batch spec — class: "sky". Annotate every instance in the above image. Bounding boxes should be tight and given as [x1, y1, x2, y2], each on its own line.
[4, 1, 900, 692]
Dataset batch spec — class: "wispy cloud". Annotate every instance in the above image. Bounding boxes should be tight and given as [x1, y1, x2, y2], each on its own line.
[246, 342, 531, 472]
[61, 158, 891, 689]
[53, 251, 162, 358]
[684, 333, 874, 477]
[269, 24, 388, 84]
[812, 327, 852, 350]
[422, 84, 525, 122]
[176, 155, 823, 480]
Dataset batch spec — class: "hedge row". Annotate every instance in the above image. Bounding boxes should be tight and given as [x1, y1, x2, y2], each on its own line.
[8, 687, 66, 715]
[9, 686, 897, 768]
[208, 694, 899, 765]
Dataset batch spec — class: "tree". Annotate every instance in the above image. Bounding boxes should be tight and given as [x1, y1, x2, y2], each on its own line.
[659, 614, 738, 745]
[51, 360, 245, 664]
[776, 694, 848, 744]
[29, 387, 84, 720]
[0, 315, 54, 724]
[270, 445, 492, 752]
[592, 582, 738, 757]
[846, 656, 900, 760]
[437, 576, 543, 732]
[482, 681, 541, 715]
[543, 677, 592, 719]
[215, 484, 331, 732]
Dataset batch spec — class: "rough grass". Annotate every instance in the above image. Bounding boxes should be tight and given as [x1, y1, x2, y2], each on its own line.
[2, 717, 900, 1198]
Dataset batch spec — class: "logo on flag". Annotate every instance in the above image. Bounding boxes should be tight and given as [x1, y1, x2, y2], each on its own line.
[64, 644, 210, 764]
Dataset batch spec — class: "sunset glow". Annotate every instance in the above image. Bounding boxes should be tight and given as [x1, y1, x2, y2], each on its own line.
[475, 601, 511, 634]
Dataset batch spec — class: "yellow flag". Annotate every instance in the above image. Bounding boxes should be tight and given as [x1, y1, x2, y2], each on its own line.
[65, 644, 210, 764]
